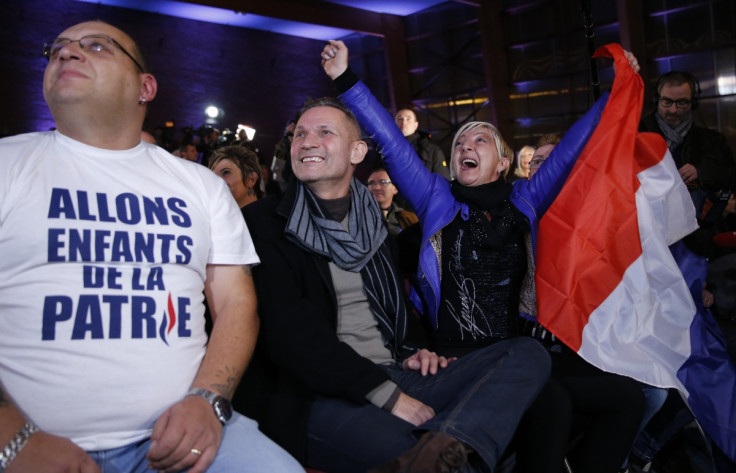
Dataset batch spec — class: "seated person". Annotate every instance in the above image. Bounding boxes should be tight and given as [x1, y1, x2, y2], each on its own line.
[367, 166, 418, 236]
[241, 94, 551, 472]
[0, 20, 301, 473]
[321, 40, 646, 473]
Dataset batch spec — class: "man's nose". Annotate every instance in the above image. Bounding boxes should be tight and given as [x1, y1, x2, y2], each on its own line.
[56, 41, 84, 62]
[300, 131, 318, 148]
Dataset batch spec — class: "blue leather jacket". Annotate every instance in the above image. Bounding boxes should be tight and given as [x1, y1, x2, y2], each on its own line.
[341, 80, 608, 328]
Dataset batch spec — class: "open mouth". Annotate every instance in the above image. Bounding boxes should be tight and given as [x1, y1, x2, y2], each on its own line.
[301, 156, 324, 163]
[461, 158, 478, 168]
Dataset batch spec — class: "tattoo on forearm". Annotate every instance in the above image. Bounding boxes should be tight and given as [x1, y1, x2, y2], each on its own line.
[212, 366, 240, 399]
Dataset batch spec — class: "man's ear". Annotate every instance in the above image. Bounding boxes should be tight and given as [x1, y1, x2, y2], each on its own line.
[139, 74, 157, 103]
[350, 140, 367, 165]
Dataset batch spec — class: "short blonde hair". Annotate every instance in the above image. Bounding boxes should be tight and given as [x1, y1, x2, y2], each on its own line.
[450, 122, 513, 180]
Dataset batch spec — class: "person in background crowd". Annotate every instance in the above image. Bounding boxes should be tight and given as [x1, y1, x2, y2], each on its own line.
[209, 145, 263, 208]
[639, 70, 736, 216]
[367, 167, 418, 236]
[512, 145, 534, 181]
[271, 119, 296, 191]
[179, 140, 199, 163]
[395, 108, 450, 180]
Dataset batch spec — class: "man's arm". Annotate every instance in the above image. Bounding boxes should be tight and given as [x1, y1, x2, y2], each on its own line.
[0, 384, 100, 473]
[146, 264, 257, 473]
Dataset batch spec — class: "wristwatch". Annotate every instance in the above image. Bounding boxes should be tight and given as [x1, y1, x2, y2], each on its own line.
[187, 388, 233, 425]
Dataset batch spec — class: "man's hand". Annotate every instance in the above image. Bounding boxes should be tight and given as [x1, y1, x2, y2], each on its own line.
[6, 431, 101, 473]
[146, 395, 222, 473]
[321, 40, 349, 80]
[679, 163, 698, 185]
[402, 349, 454, 376]
[391, 392, 435, 426]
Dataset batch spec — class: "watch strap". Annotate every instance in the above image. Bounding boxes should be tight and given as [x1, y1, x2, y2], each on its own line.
[187, 387, 217, 403]
[186, 388, 231, 424]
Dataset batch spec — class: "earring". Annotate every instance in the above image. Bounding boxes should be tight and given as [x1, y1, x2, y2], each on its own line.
[247, 187, 254, 196]
[138, 98, 147, 105]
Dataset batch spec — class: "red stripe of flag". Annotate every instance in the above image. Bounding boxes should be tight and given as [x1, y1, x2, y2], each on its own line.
[536, 43, 647, 351]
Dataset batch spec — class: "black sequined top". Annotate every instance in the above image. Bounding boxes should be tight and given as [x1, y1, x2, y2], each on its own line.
[429, 180, 529, 358]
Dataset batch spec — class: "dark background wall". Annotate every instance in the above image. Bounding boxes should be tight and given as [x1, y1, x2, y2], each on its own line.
[0, 0, 337, 158]
[1, 0, 734, 159]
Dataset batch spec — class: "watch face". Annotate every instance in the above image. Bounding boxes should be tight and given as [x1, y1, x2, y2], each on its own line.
[214, 397, 233, 424]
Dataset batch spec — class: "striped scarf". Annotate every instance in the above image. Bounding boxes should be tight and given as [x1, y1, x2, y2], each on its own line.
[285, 178, 408, 355]
[655, 113, 692, 150]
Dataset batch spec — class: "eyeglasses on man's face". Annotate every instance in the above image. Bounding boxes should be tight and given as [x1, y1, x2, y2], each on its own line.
[529, 158, 547, 169]
[658, 97, 691, 109]
[42, 34, 145, 73]
[367, 179, 392, 188]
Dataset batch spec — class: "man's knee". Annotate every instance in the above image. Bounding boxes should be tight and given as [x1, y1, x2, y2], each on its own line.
[216, 413, 302, 472]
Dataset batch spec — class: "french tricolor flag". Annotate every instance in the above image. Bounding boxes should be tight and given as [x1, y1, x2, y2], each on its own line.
[535, 44, 736, 462]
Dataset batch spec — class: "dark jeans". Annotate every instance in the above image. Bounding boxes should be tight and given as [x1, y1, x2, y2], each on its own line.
[305, 337, 550, 473]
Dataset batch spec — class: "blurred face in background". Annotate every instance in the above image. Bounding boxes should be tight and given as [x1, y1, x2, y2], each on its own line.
[367, 169, 398, 210]
[529, 144, 555, 178]
[519, 146, 534, 176]
[395, 109, 419, 137]
[180, 144, 198, 162]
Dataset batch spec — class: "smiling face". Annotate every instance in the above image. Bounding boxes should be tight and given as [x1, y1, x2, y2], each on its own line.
[43, 22, 146, 118]
[291, 105, 366, 199]
[451, 124, 510, 186]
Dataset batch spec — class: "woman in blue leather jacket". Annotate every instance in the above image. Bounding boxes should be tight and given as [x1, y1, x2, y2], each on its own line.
[322, 40, 645, 473]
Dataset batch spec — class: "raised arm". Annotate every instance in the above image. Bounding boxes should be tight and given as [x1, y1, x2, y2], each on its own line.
[321, 40, 455, 223]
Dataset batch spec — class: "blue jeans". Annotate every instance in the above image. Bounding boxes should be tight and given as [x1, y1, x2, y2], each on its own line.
[306, 337, 550, 473]
[87, 412, 303, 473]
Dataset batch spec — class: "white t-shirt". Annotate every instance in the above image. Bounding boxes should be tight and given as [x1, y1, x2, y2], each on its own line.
[0, 131, 259, 450]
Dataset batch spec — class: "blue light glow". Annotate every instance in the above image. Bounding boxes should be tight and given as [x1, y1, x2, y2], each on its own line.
[328, 0, 445, 16]
[74, 0, 355, 40]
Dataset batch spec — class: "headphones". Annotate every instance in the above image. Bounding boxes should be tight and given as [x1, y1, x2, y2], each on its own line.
[654, 71, 701, 110]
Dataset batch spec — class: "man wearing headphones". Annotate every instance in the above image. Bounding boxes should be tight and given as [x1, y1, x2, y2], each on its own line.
[639, 71, 735, 215]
